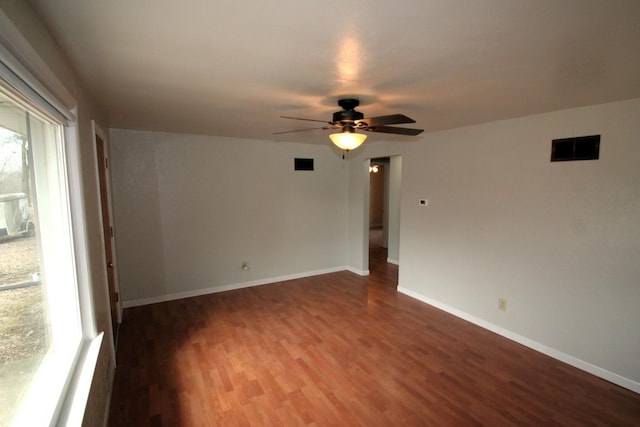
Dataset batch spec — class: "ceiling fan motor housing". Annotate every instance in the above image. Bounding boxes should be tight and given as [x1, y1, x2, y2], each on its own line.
[333, 99, 364, 124]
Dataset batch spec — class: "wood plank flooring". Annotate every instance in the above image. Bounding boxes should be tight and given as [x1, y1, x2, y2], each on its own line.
[108, 246, 640, 426]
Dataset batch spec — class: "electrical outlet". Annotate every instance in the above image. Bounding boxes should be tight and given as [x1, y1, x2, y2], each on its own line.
[498, 298, 507, 311]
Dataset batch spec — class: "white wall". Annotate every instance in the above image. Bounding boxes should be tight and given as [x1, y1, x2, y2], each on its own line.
[109, 129, 349, 304]
[347, 155, 370, 274]
[387, 156, 401, 263]
[399, 98, 640, 388]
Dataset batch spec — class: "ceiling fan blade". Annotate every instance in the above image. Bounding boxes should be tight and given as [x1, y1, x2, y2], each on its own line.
[273, 125, 335, 135]
[356, 114, 416, 127]
[280, 115, 333, 124]
[365, 126, 424, 136]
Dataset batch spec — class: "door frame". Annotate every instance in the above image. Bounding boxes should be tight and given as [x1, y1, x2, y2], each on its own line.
[363, 155, 402, 271]
[92, 121, 122, 339]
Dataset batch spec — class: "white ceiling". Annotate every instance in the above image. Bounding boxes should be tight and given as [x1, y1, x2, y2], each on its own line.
[28, 0, 640, 144]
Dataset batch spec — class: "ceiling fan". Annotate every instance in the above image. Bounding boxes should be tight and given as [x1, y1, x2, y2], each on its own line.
[275, 98, 424, 151]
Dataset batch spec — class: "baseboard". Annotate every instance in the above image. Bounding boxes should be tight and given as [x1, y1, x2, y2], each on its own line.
[397, 286, 640, 394]
[346, 267, 370, 276]
[123, 266, 348, 308]
[387, 258, 399, 265]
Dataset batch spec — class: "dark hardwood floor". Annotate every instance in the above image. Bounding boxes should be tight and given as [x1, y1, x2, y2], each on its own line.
[108, 240, 640, 426]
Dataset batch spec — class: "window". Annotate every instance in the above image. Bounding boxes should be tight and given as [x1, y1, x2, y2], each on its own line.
[0, 78, 88, 425]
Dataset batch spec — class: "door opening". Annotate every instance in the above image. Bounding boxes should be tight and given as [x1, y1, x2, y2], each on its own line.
[369, 157, 388, 250]
[368, 156, 400, 283]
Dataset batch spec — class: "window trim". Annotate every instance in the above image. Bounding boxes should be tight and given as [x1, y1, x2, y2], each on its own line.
[1, 10, 101, 426]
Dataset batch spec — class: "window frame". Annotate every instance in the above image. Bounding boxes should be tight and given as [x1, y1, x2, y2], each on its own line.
[1, 13, 103, 426]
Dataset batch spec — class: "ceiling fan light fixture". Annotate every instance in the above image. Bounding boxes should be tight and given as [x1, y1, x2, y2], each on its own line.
[329, 130, 367, 151]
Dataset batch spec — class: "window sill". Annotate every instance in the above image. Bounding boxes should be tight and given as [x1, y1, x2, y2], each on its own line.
[54, 332, 104, 426]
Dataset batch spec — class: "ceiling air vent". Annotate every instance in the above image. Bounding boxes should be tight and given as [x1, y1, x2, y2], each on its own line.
[551, 135, 600, 162]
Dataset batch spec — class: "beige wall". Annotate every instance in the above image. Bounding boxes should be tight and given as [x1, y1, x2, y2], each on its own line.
[109, 129, 349, 305]
[399, 98, 640, 390]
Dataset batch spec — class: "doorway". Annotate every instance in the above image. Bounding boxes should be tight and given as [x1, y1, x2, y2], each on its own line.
[368, 156, 401, 280]
[369, 156, 388, 247]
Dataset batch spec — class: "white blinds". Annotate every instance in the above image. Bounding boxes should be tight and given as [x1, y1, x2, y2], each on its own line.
[0, 42, 73, 125]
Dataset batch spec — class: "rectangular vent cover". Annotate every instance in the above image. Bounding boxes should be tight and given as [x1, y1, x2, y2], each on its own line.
[551, 135, 600, 162]
[294, 158, 314, 171]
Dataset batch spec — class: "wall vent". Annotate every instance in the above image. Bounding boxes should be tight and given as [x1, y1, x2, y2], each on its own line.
[551, 135, 600, 162]
[294, 158, 314, 171]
